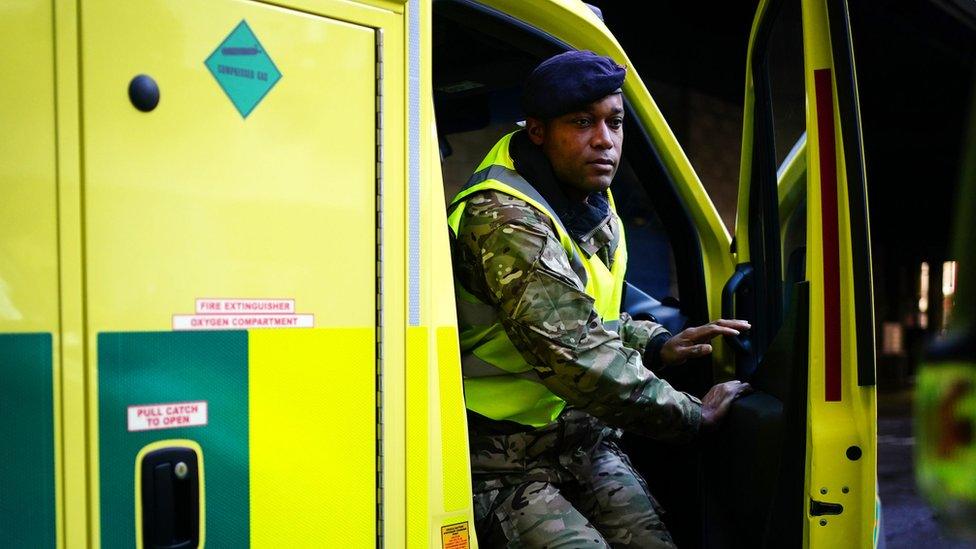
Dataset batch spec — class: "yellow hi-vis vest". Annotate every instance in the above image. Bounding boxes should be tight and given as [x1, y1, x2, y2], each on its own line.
[447, 131, 628, 427]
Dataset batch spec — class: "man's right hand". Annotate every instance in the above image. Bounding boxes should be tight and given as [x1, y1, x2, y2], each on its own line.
[700, 380, 753, 430]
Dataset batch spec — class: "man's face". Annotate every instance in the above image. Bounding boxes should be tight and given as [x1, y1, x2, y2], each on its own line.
[527, 93, 624, 200]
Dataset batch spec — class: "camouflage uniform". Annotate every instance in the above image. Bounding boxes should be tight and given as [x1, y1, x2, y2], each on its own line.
[453, 169, 702, 547]
[469, 409, 679, 548]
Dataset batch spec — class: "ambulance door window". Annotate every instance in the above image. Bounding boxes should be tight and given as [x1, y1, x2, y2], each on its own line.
[768, 1, 806, 169]
[747, 0, 806, 360]
[767, 0, 808, 313]
[702, 2, 810, 546]
[775, 0, 807, 319]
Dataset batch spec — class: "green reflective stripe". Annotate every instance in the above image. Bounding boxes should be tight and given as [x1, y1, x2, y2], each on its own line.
[0, 333, 55, 549]
[463, 376, 566, 428]
[98, 331, 250, 548]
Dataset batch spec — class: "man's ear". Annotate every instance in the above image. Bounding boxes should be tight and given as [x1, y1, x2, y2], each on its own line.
[525, 117, 546, 146]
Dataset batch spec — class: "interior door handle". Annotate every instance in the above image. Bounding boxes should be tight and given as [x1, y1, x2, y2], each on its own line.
[721, 263, 757, 378]
[139, 444, 201, 549]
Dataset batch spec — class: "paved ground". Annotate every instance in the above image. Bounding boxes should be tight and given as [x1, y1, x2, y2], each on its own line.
[878, 391, 975, 549]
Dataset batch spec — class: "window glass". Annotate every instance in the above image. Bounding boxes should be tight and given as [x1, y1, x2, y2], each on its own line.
[766, 1, 807, 306]
[768, 0, 806, 168]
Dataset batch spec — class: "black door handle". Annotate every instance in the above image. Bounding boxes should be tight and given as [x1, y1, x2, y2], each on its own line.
[721, 263, 757, 378]
[140, 445, 200, 549]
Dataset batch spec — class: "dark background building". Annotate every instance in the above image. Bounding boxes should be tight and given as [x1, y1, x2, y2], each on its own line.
[591, 0, 976, 387]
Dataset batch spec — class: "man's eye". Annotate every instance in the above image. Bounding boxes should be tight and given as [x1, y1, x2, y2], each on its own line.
[609, 118, 624, 129]
[574, 118, 592, 128]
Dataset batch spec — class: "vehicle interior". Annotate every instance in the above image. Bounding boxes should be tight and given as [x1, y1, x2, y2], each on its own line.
[433, 0, 811, 547]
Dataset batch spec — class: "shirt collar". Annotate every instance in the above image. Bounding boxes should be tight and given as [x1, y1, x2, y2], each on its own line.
[509, 130, 614, 256]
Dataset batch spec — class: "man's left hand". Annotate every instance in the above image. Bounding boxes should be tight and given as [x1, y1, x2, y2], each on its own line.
[660, 319, 751, 367]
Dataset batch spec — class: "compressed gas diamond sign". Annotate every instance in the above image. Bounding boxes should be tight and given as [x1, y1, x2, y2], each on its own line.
[205, 20, 282, 118]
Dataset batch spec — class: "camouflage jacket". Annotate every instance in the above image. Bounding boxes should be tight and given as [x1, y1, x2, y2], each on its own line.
[452, 186, 702, 443]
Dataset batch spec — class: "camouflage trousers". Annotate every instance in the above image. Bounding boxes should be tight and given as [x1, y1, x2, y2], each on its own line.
[469, 410, 677, 548]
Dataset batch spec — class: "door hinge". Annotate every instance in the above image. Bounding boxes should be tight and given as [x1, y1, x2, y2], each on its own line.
[374, 28, 385, 549]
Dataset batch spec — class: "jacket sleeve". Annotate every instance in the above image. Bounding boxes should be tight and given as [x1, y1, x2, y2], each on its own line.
[618, 315, 672, 373]
[455, 193, 701, 442]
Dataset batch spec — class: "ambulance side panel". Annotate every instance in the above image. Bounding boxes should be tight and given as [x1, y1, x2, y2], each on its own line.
[0, 2, 61, 547]
[27, 0, 408, 546]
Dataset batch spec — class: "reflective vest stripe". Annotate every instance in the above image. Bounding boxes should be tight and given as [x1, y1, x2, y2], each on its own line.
[450, 144, 590, 287]
[461, 376, 566, 427]
[462, 352, 540, 380]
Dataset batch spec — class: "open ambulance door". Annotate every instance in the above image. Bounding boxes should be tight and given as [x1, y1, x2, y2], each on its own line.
[710, 0, 878, 547]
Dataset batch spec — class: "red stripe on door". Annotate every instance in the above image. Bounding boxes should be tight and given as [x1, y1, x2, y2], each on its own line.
[815, 68, 842, 402]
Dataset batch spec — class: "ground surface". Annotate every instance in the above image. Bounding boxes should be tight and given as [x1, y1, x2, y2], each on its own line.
[878, 390, 975, 549]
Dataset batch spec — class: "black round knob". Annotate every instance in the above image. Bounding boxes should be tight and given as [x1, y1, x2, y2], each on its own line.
[128, 74, 160, 112]
[846, 445, 862, 461]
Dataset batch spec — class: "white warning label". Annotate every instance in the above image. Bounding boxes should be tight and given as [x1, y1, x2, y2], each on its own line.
[172, 297, 314, 331]
[195, 298, 295, 314]
[128, 401, 208, 432]
[172, 314, 314, 331]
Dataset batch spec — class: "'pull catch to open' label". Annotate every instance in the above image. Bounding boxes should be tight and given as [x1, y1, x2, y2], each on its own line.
[128, 401, 208, 432]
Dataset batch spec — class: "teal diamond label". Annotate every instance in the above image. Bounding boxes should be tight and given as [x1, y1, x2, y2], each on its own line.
[205, 20, 281, 118]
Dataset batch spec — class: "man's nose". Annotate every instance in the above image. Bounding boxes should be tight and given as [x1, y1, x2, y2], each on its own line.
[591, 121, 614, 149]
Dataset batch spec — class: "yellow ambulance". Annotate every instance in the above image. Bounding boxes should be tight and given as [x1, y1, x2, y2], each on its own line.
[915, 76, 976, 542]
[0, 0, 877, 547]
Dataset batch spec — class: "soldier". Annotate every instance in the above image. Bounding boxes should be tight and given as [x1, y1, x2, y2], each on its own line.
[447, 50, 752, 548]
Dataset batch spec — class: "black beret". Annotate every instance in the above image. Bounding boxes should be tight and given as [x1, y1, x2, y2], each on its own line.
[521, 50, 627, 120]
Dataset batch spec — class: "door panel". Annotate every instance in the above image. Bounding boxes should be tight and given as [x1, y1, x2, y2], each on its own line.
[801, 0, 877, 546]
[717, 0, 876, 547]
[0, 2, 60, 546]
[719, 0, 877, 547]
[80, 0, 376, 546]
